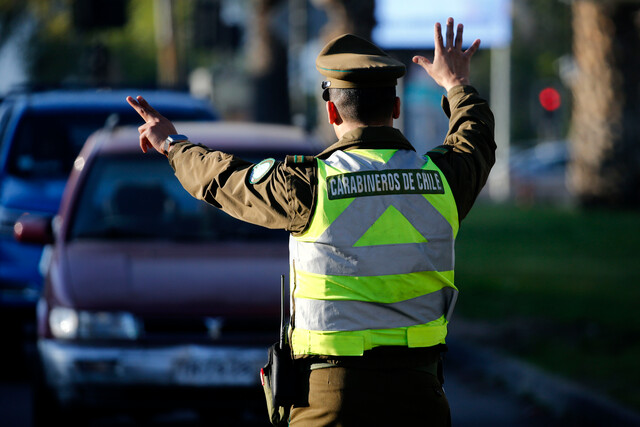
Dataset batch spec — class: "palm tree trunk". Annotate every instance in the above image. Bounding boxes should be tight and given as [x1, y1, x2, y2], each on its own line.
[568, 0, 640, 207]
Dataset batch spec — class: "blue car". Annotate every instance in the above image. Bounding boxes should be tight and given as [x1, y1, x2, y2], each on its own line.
[0, 88, 217, 312]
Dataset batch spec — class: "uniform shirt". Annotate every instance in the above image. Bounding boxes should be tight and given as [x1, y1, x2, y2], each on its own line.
[167, 85, 495, 232]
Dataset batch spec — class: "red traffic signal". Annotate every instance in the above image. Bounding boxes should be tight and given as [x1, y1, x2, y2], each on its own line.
[539, 87, 561, 112]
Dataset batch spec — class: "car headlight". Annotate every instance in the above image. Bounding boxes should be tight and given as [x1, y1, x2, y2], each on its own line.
[49, 307, 79, 339]
[49, 307, 141, 340]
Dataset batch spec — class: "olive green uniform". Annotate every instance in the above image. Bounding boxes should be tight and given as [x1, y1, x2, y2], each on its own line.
[167, 84, 494, 425]
[168, 85, 495, 232]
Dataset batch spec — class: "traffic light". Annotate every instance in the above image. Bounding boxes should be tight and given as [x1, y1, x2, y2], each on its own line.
[538, 87, 561, 112]
[536, 86, 563, 139]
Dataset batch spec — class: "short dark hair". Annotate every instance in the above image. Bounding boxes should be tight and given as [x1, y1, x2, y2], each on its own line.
[324, 87, 396, 124]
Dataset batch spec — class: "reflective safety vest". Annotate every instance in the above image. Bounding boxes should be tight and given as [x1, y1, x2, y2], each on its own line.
[289, 148, 459, 356]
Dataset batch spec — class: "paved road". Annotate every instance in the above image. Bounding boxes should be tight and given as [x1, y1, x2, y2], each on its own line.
[1, 342, 556, 427]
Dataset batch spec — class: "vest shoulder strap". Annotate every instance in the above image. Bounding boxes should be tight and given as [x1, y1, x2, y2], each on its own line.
[285, 155, 316, 167]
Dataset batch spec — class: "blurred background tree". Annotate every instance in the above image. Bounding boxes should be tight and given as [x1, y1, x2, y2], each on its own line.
[247, 0, 290, 124]
[568, 0, 640, 208]
[310, 0, 376, 141]
[0, 0, 158, 88]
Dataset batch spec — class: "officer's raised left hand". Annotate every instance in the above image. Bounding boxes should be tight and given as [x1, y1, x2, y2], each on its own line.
[412, 17, 481, 92]
[126, 95, 178, 154]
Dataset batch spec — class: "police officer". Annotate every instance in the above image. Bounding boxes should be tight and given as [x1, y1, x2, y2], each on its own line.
[128, 17, 494, 427]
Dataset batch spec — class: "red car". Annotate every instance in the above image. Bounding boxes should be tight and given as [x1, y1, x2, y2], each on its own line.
[15, 122, 320, 425]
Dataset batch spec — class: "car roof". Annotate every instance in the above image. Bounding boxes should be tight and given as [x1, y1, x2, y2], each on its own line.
[92, 121, 323, 155]
[4, 88, 216, 115]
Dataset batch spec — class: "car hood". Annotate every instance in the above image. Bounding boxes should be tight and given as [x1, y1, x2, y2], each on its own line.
[60, 241, 288, 317]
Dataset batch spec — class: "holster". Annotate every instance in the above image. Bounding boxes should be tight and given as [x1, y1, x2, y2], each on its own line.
[261, 342, 296, 426]
[260, 275, 296, 426]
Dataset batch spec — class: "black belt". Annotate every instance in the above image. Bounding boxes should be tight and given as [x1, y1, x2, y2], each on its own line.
[304, 344, 446, 376]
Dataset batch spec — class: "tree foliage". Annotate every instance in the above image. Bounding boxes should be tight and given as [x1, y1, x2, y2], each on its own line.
[0, 0, 158, 88]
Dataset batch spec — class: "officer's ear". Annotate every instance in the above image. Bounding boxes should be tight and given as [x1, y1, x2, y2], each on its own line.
[393, 96, 401, 120]
[326, 101, 342, 125]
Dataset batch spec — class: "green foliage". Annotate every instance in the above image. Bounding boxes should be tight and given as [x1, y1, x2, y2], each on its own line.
[455, 202, 640, 410]
[2, 0, 158, 87]
[100, 0, 157, 85]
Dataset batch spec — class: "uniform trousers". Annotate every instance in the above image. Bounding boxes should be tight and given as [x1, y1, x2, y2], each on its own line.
[289, 347, 451, 427]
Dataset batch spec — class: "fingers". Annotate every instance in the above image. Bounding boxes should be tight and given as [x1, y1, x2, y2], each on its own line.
[437, 18, 467, 52]
[136, 96, 159, 117]
[139, 134, 150, 153]
[137, 123, 150, 153]
[128, 96, 175, 154]
[445, 17, 454, 49]
[433, 22, 444, 54]
[455, 23, 463, 50]
[464, 38, 482, 58]
[126, 96, 149, 122]
[412, 55, 432, 69]
[436, 18, 478, 55]
[126, 95, 161, 123]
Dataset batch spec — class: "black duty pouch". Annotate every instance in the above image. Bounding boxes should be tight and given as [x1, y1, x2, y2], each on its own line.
[261, 341, 296, 426]
[260, 275, 296, 426]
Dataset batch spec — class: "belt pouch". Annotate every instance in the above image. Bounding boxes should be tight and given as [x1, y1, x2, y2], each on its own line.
[260, 275, 296, 426]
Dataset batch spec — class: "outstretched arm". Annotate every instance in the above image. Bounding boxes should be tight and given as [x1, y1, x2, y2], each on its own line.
[412, 17, 481, 91]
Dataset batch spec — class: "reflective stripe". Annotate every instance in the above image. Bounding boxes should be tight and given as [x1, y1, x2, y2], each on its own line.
[291, 193, 453, 276]
[324, 149, 427, 172]
[292, 269, 454, 303]
[294, 287, 458, 331]
[292, 241, 452, 276]
[320, 193, 451, 245]
[291, 320, 449, 356]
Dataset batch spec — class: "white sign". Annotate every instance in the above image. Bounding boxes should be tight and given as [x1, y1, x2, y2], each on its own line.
[372, 0, 512, 49]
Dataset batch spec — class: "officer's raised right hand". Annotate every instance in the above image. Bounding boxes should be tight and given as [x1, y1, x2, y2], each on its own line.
[412, 17, 481, 92]
[126, 95, 178, 154]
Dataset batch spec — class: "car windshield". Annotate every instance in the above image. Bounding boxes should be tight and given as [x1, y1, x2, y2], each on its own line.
[7, 109, 213, 179]
[69, 154, 289, 242]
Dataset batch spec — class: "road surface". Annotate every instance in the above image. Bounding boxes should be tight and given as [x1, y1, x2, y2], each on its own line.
[0, 342, 556, 427]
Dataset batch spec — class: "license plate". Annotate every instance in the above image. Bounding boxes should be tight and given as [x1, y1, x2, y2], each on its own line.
[173, 347, 265, 386]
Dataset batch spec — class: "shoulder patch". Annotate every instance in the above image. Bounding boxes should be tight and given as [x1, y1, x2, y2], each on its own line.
[249, 158, 276, 184]
[285, 155, 315, 167]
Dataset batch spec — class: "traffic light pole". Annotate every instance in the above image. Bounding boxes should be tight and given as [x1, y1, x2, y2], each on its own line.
[488, 45, 511, 202]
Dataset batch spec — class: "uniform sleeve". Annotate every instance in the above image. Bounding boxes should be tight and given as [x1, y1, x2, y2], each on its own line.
[167, 142, 316, 233]
[427, 85, 496, 221]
